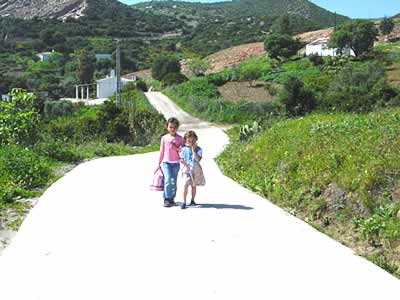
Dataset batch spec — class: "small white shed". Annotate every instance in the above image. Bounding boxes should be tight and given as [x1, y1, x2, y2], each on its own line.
[306, 38, 355, 57]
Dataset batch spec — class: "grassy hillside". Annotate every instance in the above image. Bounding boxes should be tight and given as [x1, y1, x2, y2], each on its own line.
[134, 0, 349, 28]
[217, 109, 400, 276]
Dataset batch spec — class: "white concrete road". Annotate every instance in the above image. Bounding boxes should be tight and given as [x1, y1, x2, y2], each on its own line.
[0, 92, 398, 300]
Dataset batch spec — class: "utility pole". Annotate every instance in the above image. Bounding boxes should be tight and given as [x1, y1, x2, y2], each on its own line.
[334, 12, 337, 32]
[116, 39, 121, 106]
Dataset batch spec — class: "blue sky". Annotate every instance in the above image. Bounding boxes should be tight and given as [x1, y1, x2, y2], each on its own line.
[121, 0, 399, 19]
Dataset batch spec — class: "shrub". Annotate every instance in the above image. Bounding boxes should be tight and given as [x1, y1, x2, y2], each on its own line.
[0, 88, 40, 146]
[129, 111, 165, 146]
[279, 76, 316, 116]
[122, 81, 137, 92]
[34, 139, 82, 163]
[161, 72, 188, 86]
[135, 80, 148, 92]
[323, 62, 397, 112]
[44, 110, 99, 143]
[105, 112, 131, 144]
[0, 145, 51, 190]
[308, 54, 324, 66]
[354, 203, 400, 243]
[44, 100, 74, 118]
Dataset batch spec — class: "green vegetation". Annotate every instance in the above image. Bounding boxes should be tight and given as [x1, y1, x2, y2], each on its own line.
[135, 0, 348, 56]
[165, 76, 281, 124]
[279, 76, 316, 116]
[0, 88, 164, 215]
[217, 109, 400, 276]
[329, 19, 378, 57]
[264, 34, 303, 61]
[135, 0, 348, 29]
[323, 61, 397, 112]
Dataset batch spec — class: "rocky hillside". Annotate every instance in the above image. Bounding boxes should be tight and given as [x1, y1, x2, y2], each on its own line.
[0, 0, 86, 19]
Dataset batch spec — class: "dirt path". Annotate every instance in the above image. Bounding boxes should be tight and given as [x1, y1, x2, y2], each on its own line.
[0, 92, 398, 300]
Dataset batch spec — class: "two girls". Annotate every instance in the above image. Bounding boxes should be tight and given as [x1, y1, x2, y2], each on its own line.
[158, 118, 204, 208]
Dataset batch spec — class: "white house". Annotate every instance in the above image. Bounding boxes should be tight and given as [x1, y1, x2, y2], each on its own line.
[95, 54, 112, 61]
[96, 70, 135, 99]
[306, 38, 355, 57]
[37, 50, 55, 61]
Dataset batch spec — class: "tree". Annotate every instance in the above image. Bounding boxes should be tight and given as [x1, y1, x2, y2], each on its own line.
[151, 56, 181, 81]
[77, 49, 96, 84]
[380, 17, 395, 35]
[264, 34, 302, 60]
[279, 77, 316, 116]
[329, 20, 378, 57]
[40, 29, 57, 46]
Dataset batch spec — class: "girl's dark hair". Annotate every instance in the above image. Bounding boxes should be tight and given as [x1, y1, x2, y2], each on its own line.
[184, 130, 198, 141]
[167, 117, 180, 128]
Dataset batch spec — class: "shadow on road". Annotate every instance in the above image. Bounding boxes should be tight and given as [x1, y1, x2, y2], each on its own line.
[196, 203, 253, 210]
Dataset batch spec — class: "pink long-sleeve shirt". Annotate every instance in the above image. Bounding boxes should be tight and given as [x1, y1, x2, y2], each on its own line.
[159, 133, 184, 164]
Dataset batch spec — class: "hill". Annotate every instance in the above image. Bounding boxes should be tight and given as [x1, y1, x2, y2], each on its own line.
[134, 0, 349, 28]
[0, 0, 85, 19]
[0, 0, 184, 39]
[134, 0, 348, 55]
[0, 0, 183, 36]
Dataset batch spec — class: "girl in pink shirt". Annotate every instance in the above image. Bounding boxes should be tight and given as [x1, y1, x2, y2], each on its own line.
[158, 117, 184, 207]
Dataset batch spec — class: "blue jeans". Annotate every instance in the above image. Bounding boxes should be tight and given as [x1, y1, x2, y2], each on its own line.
[162, 162, 180, 200]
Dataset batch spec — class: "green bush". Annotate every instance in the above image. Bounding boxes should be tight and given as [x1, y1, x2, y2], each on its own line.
[44, 109, 99, 143]
[161, 72, 188, 86]
[44, 100, 74, 118]
[0, 145, 52, 191]
[122, 81, 137, 92]
[323, 62, 398, 112]
[34, 139, 83, 163]
[279, 76, 316, 116]
[136, 80, 148, 92]
[104, 112, 131, 144]
[0, 88, 40, 146]
[354, 203, 400, 242]
[308, 54, 324, 66]
[129, 111, 166, 146]
[97, 99, 165, 145]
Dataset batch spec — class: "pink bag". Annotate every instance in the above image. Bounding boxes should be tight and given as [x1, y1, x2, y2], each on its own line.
[150, 167, 164, 191]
